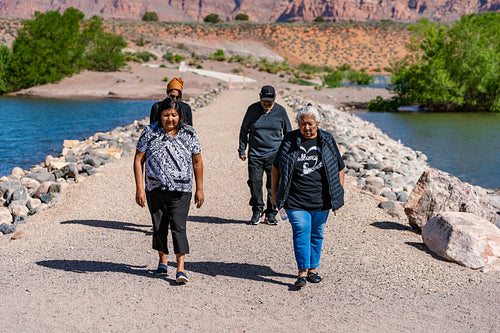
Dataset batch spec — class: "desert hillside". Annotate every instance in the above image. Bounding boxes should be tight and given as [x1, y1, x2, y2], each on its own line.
[0, 19, 410, 71]
[0, 0, 499, 22]
[108, 21, 411, 71]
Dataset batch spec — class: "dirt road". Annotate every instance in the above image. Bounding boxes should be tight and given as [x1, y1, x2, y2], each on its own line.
[0, 89, 498, 332]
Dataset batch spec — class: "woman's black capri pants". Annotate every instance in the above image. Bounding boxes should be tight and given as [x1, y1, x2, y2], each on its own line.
[146, 189, 191, 254]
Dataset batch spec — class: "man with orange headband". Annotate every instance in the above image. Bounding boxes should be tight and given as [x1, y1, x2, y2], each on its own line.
[150, 77, 193, 126]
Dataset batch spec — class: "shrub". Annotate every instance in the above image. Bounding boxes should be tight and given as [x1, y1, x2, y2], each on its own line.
[209, 49, 226, 61]
[235, 13, 249, 21]
[322, 70, 343, 88]
[204, 14, 223, 23]
[387, 13, 500, 112]
[163, 51, 185, 63]
[314, 16, 325, 23]
[142, 12, 159, 22]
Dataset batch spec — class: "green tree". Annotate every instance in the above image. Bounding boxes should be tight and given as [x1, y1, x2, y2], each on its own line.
[8, 8, 86, 90]
[0, 45, 12, 93]
[387, 13, 500, 112]
[80, 16, 126, 71]
[142, 12, 159, 22]
[313, 16, 325, 23]
[204, 14, 223, 23]
[235, 13, 249, 21]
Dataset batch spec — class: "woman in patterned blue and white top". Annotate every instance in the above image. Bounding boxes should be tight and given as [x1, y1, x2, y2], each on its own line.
[134, 97, 204, 284]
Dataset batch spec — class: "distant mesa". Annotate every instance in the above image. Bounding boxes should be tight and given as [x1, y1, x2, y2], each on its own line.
[0, 0, 499, 22]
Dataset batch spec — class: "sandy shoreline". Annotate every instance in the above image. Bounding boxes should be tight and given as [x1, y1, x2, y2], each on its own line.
[8, 60, 394, 108]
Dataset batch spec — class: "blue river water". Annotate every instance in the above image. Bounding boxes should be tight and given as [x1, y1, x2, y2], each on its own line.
[0, 96, 499, 189]
[0, 96, 154, 177]
[352, 110, 500, 189]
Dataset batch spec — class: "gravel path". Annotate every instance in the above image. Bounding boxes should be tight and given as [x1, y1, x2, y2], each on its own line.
[1, 89, 498, 332]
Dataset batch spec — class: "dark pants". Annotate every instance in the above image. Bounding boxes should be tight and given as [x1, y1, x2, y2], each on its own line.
[146, 189, 191, 255]
[247, 155, 278, 216]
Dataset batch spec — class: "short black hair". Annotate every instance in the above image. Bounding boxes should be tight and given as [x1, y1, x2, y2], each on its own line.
[158, 97, 185, 129]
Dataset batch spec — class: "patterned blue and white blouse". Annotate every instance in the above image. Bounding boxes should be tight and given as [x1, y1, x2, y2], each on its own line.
[136, 123, 201, 192]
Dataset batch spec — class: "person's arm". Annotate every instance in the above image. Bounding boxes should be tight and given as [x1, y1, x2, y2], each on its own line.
[339, 168, 345, 187]
[283, 108, 292, 134]
[238, 109, 251, 161]
[192, 153, 204, 208]
[270, 165, 280, 206]
[133, 149, 147, 207]
[182, 103, 193, 126]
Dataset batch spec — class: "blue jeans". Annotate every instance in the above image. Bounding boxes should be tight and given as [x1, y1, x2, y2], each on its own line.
[286, 209, 330, 270]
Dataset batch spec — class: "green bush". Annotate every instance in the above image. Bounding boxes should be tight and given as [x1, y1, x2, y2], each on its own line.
[163, 51, 185, 63]
[344, 70, 374, 85]
[209, 49, 226, 61]
[142, 12, 159, 22]
[387, 13, 500, 112]
[322, 71, 343, 88]
[314, 16, 325, 23]
[0, 45, 12, 93]
[235, 14, 249, 21]
[204, 14, 223, 23]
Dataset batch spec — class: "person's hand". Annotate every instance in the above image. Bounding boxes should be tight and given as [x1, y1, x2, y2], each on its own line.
[195, 189, 204, 208]
[239, 154, 246, 161]
[135, 188, 146, 208]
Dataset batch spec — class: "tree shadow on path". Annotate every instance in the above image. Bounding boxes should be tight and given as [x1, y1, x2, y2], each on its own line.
[61, 219, 152, 235]
[370, 221, 420, 234]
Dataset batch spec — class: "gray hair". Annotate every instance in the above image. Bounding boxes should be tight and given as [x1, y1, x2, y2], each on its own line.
[296, 105, 321, 123]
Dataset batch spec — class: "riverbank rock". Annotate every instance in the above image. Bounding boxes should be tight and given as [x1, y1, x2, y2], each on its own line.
[405, 169, 497, 229]
[422, 212, 500, 272]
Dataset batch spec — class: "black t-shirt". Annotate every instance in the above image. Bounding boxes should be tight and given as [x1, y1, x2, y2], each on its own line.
[285, 136, 332, 211]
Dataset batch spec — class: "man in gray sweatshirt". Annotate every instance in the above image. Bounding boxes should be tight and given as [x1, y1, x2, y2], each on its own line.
[239, 85, 291, 225]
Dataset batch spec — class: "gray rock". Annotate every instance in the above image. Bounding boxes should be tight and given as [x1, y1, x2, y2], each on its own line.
[13, 215, 27, 225]
[23, 169, 55, 183]
[48, 183, 62, 193]
[344, 160, 363, 172]
[39, 193, 53, 204]
[396, 191, 409, 202]
[381, 190, 397, 201]
[0, 180, 22, 199]
[6, 186, 29, 205]
[378, 201, 406, 219]
[83, 155, 103, 167]
[0, 223, 16, 234]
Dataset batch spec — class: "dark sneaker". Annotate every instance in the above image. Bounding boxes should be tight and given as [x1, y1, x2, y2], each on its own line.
[307, 272, 322, 283]
[155, 263, 168, 276]
[265, 214, 278, 226]
[176, 271, 189, 284]
[250, 211, 263, 225]
[294, 276, 307, 287]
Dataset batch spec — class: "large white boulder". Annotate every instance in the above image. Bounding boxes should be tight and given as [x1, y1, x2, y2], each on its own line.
[422, 212, 500, 272]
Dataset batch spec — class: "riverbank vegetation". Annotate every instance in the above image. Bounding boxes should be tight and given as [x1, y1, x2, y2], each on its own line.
[0, 8, 126, 94]
[368, 12, 500, 112]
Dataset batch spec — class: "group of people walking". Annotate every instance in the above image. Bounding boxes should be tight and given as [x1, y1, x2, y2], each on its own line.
[133, 79, 345, 287]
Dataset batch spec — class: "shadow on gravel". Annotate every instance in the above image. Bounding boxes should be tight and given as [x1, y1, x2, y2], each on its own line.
[61, 219, 152, 235]
[188, 215, 248, 224]
[370, 221, 419, 234]
[405, 242, 451, 263]
[186, 261, 297, 288]
[36, 260, 155, 278]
